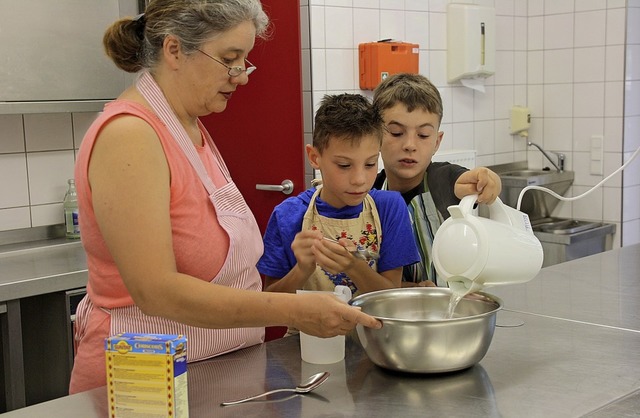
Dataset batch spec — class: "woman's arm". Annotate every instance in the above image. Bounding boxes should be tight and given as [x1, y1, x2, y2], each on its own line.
[88, 115, 379, 336]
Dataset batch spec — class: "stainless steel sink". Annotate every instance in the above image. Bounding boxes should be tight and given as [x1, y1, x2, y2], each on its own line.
[488, 161, 575, 220]
[532, 218, 603, 235]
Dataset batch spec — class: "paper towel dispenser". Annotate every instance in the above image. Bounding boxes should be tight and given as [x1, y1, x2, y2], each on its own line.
[447, 4, 495, 84]
[359, 41, 419, 90]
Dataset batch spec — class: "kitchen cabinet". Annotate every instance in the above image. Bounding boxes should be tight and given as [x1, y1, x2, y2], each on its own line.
[0, 241, 88, 412]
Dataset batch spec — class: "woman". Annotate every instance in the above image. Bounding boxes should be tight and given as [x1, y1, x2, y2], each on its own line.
[70, 0, 380, 394]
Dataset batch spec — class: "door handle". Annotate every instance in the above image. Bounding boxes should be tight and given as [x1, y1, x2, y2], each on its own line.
[256, 179, 294, 195]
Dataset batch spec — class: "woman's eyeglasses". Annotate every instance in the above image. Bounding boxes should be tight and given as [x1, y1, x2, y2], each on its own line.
[196, 49, 256, 77]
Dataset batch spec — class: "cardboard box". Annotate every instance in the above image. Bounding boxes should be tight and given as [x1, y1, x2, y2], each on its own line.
[358, 41, 420, 90]
[106, 333, 188, 418]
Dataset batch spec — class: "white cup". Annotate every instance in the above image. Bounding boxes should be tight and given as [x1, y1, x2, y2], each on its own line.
[297, 286, 352, 364]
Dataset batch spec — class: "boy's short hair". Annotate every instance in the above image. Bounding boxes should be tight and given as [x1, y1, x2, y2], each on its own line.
[313, 93, 383, 153]
[373, 73, 444, 125]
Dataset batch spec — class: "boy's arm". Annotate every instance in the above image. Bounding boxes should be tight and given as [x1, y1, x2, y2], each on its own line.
[264, 230, 323, 293]
[454, 167, 502, 204]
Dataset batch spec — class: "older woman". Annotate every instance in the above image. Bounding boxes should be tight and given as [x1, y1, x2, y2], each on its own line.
[70, 0, 379, 393]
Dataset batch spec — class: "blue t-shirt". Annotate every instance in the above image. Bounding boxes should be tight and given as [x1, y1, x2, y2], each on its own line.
[258, 188, 420, 280]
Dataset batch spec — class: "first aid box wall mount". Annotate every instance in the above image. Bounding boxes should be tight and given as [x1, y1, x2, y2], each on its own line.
[359, 41, 419, 90]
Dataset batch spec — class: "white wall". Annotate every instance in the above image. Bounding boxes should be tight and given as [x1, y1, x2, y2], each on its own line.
[301, 0, 640, 248]
[1, 0, 638, 248]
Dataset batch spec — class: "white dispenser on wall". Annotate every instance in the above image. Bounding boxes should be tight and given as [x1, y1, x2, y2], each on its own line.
[447, 4, 495, 86]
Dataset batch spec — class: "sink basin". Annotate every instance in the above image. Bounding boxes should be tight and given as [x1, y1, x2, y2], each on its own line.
[532, 218, 603, 235]
[487, 162, 575, 221]
[499, 169, 574, 186]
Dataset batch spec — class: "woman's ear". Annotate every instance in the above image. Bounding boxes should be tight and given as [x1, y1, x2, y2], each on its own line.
[305, 144, 321, 169]
[162, 35, 183, 70]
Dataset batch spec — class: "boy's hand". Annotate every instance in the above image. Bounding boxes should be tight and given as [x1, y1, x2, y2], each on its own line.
[291, 230, 324, 277]
[312, 237, 359, 275]
[454, 167, 502, 204]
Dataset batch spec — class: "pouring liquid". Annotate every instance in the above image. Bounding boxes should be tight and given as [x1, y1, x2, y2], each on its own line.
[445, 292, 465, 319]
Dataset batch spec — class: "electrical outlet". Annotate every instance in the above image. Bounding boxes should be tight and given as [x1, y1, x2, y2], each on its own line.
[590, 135, 603, 176]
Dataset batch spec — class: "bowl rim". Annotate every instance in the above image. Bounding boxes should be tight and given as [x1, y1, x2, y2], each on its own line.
[349, 287, 503, 323]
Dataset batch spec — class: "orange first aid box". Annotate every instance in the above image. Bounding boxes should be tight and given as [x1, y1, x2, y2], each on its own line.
[106, 333, 188, 418]
[359, 41, 420, 90]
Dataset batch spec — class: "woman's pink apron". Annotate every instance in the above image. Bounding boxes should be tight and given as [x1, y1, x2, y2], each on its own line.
[72, 71, 264, 391]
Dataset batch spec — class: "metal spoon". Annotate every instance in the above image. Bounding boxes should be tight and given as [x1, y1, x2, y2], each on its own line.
[220, 371, 330, 406]
[322, 237, 379, 261]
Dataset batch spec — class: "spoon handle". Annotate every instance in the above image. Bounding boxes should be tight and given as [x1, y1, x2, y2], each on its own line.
[221, 388, 295, 406]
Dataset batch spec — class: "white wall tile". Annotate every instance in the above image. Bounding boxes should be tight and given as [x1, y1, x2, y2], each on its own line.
[474, 120, 495, 155]
[427, 50, 447, 86]
[26, 150, 75, 205]
[605, 81, 624, 117]
[0, 115, 25, 153]
[575, 10, 606, 47]
[405, 11, 429, 47]
[622, 219, 640, 246]
[514, 51, 527, 84]
[543, 118, 573, 151]
[626, 44, 640, 81]
[300, 6, 311, 49]
[514, 16, 527, 50]
[325, 7, 354, 48]
[544, 0, 574, 15]
[325, 49, 356, 90]
[606, 45, 625, 81]
[623, 116, 640, 151]
[573, 117, 604, 152]
[325, 0, 352, 6]
[544, 14, 574, 50]
[574, 82, 605, 118]
[405, 0, 428, 11]
[380, 0, 404, 10]
[527, 50, 543, 84]
[622, 150, 640, 187]
[310, 6, 326, 48]
[603, 152, 623, 188]
[576, 0, 606, 12]
[602, 186, 622, 222]
[604, 117, 624, 152]
[24, 113, 73, 152]
[450, 122, 474, 150]
[450, 86, 475, 122]
[496, 15, 515, 51]
[380, 9, 406, 40]
[528, 1, 543, 17]
[574, 47, 605, 82]
[622, 185, 640, 221]
[354, 0, 378, 7]
[494, 50, 514, 86]
[527, 16, 543, 50]
[353, 8, 380, 44]
[544, 49, 573, 83]
[428, 12, 447, 50]
[0, 154, 29, 208]
[311, 49, 327, 90]
[543, 83, 573, 117]
[474, 85, 495, 121]
[606, 8, 627, 46]
[0, 207, 31, 231]
[32, 203, 64, 227]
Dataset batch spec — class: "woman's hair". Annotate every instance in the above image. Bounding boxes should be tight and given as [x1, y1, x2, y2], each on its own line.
[103, 0, 269, 73]
[373, 73, 444, 124]
[312, 93, 384, 153]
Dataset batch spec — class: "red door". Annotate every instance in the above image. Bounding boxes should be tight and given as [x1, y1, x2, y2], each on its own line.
[200, 0, 304, 340]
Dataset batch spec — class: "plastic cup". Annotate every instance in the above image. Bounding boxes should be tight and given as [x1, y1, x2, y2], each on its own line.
[297, 286, 352, 365]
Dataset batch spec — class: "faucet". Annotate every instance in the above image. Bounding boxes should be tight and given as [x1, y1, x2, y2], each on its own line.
[527, 141, 565, 172]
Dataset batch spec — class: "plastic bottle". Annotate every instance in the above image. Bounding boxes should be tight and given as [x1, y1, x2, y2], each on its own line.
[63, 179, 80, 239]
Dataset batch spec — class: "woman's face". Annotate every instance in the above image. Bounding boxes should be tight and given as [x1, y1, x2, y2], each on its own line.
[185, 20, 257, 115]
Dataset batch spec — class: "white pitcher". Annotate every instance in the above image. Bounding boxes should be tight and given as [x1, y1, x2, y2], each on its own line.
[432, 194, 544, 295]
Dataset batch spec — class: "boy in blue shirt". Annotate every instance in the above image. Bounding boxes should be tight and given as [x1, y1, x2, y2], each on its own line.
[258, 94, 419, 296]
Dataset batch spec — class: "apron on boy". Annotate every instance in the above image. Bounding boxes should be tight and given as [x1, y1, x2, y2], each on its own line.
[301, 186, 383, 297]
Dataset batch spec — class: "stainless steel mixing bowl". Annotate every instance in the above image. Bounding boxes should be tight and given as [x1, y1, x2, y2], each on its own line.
[350, 287, 502, 373]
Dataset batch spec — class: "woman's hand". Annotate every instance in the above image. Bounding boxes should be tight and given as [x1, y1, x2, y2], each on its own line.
[292, 293, 381, 337]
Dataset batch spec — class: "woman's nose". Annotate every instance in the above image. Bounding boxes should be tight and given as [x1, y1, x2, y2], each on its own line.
[231, 72, 250, 86]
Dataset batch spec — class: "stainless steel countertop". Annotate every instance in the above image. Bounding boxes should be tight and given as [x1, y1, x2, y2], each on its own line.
[2, 244, 639, 418]
[0, 240, 88, 302]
